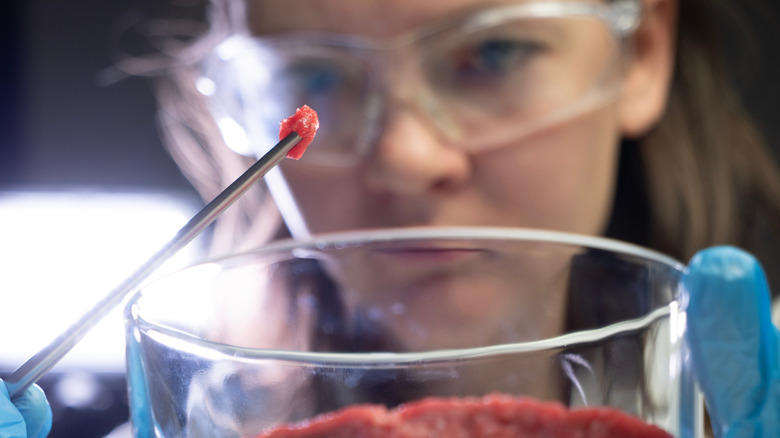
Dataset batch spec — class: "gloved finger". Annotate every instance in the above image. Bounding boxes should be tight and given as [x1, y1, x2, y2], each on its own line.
[12, 383, 53, 438]
[0, 381, 27, 438]
[683, 246, 780, 437]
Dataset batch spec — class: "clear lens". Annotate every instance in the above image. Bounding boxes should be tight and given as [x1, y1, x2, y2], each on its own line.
[200, 2, 637, 165]
[423, 15, 623, 149]
[274, 47, 374, 162]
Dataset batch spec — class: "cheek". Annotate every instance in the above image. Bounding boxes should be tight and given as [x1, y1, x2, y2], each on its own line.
[475, 107, 622, 236]
[278, 164, 368, 234]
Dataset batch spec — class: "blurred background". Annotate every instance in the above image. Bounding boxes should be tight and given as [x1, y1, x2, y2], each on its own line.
[1, 1, 207, 437]
[1, 0, 779, 437]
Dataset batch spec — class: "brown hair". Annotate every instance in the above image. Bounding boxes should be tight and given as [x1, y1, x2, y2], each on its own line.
[151, 0, 283, 254]
[155, 68, 283, 254]
[628, 0, 780, 280]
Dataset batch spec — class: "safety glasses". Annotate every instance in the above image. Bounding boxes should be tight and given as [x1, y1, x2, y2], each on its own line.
[198, 0, 642, 166]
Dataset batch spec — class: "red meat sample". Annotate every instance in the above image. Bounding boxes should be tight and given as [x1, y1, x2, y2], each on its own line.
[279, 105, 319, 160]
[253, 394, 672, 438]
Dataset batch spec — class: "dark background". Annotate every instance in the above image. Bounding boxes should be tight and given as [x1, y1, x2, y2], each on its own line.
[1, 0, 204, 194]
[1, 0, 779, 437]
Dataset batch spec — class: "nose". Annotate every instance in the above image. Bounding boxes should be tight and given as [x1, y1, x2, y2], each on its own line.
[363, 106, 472, 196]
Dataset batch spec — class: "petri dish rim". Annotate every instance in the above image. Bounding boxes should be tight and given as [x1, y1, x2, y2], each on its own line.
[128, 226, 685, 367]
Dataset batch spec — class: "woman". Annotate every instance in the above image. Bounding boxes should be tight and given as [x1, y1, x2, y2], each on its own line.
[161, 0, 780, 435]
[3, 0, 779, 436]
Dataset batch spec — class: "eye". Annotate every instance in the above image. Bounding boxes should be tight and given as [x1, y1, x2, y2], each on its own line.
[449, 39, 541, 81]
[288, 62, 344, 95]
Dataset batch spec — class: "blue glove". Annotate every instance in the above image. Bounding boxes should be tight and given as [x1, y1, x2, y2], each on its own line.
[126, 331, 153, 437]
[0, 380, 52, 438]
[684, 246, 780, 437]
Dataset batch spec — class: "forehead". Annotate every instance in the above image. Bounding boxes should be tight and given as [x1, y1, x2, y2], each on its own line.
[244, 0, 516, 37]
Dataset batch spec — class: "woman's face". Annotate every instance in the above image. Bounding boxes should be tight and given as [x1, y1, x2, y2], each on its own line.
[241, 0, 674, 238]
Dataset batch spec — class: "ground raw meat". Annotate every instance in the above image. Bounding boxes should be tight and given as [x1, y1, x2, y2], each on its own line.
[252, 394, 672, 438]
[279, 105, 319, 159]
